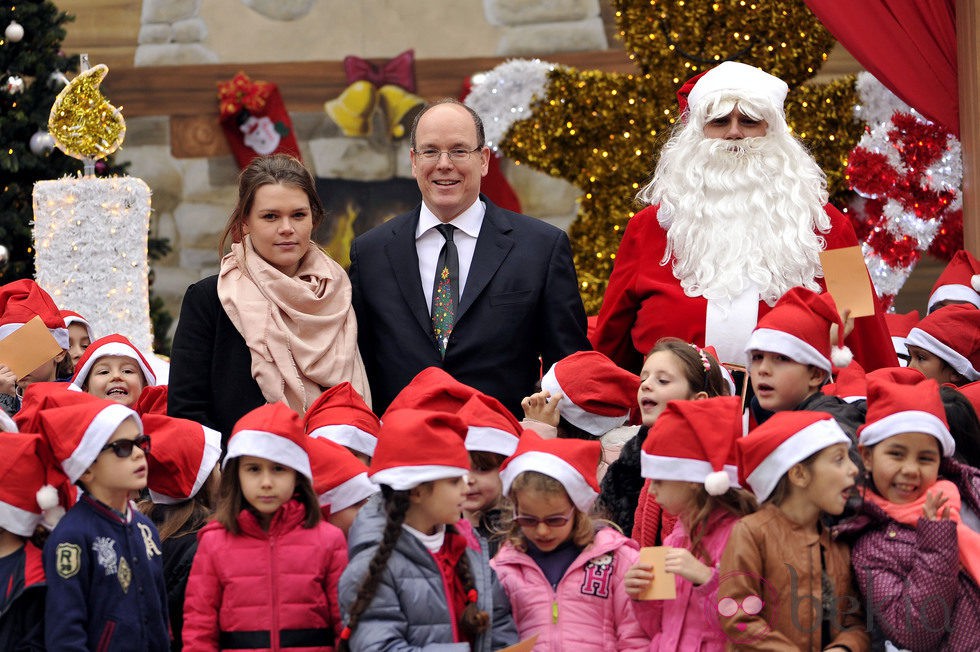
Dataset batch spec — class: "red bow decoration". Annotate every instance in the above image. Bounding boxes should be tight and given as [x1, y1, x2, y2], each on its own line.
[466, 589, 479, 604]
[217, 71, 273, 120]
[343, 49, 417, 93]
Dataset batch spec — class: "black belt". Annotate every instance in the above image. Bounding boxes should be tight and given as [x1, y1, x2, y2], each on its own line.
[219, 628, 332, 649]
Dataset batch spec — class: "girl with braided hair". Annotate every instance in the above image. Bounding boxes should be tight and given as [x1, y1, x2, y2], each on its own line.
[338, 409, 517, 651]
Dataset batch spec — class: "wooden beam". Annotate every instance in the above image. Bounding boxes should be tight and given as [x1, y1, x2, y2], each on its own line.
[958, 0, 980, 256]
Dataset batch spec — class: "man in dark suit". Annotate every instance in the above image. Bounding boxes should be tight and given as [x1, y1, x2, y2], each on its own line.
[350, 99, 590, 417]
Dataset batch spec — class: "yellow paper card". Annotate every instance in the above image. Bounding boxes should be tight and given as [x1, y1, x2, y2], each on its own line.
[496, 633, 539, 652]
[819, 246, 876, 318]
[0, 315, 63, 380]
[637, 546, 676, 600]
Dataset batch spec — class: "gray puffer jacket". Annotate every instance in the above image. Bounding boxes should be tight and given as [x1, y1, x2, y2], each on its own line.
[339, 494, 518, 651]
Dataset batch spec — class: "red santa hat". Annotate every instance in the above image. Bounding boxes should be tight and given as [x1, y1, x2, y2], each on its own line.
[499, 430, 601, 511]
[927, 250, 980, 312]
[679, 61, 788, 118]
[0, 432, 62, 536]
[540, 351, 640, 436]
[382, 367, 481, 418]
[143, 414, 222, 505]
[736, 411, 850, 502]
[744, 287, 851, 374]
[307, 436, 378, 512]
[368, 409, 470, 490]
[957, 380, 980, 417]
[15, 382, 102, 433]
[304, 382, 380, 458]
[225, 402, 312, 480]
[133, 384, 169, 416]
[640, 396, 742, 495]
[59, 309, 96, 342]
[0, 279, 69, 349]
[884, 310, 920, 366]
[821, 361, 867, 404]
[38, 398, 143, 483]
[457, 393, 522, 456]
[857, 376, 954, 457]
[905, 304, 980, 382]
[70, 333, 157, 389]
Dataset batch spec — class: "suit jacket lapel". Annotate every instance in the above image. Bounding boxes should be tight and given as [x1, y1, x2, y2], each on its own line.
[458, 198, 514, 320]
[384, 208, 433, 336]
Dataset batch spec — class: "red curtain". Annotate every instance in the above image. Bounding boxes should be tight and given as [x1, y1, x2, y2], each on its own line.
[805, 0, 959, 135]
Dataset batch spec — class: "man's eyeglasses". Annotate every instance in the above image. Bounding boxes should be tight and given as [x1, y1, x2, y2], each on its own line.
[414, 147, 481, 161]
[514, 508, 575, 528]
[100, 434, 151, 458]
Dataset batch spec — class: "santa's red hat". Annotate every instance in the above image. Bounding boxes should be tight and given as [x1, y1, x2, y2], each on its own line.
[133, 384, 169, 416]
[540, 351, 640, 436]
[15, 382, 102, 433]
[0, 432, 62, 536]
[736, 411, 850, 502]
[680, 61, 788, 118]
[59, 309, 96, 343]
[225, 402, 312, 480]
[744, 287, 851, 374]
[458, 393, 522, 456]
[38, 398, 143, 483]
[143, 414, 222, 504]
[369, 409, 470, 490]
[499, 430, 601, 511]
[383, 367, 481, 418]
[858, 376, 954, 456]
[70, 333, 157, 389]
[822, 361, 867, 404]
[927, 250, 980, 312]
[905, 304, 980, 382]
[884, 310, 920, 366]
[640, 396, 742, 495]
[0, 279, 68, 348]
[304, 382, 379, 458]
[307, 436, 378, 512]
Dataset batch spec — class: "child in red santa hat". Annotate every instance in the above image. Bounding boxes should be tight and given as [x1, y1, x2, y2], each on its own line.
[70, 334, 157, 409]
[59, 309, 96, 368]
[927, 249, 980, 313]
[905, 303, 980, 387]
[304, 381, 379, 465]
[306, 435, 378, 536]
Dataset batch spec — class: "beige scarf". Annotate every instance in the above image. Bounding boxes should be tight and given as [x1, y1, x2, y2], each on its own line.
[217, 235, 371, 413]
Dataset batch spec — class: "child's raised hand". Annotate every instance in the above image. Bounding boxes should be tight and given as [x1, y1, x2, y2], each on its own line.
[521, 390, 562, 428]
[0, 364, 17, 396]
[923, 488, 951, 521]
[623, 562, 654, 599]
[664, 547, 712, 586]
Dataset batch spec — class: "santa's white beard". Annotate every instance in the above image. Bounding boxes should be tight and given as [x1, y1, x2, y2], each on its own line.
[645, 133, 831, 305]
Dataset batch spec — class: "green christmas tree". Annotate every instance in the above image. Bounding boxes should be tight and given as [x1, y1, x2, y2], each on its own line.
[0, 1, 172, 352]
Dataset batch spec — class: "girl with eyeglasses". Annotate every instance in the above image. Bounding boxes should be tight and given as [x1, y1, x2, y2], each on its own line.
[623, 396, 756, 651]
[492, 431, 649, 651]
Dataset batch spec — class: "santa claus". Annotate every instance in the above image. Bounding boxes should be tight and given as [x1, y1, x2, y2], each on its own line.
[592, 61, 895, 372]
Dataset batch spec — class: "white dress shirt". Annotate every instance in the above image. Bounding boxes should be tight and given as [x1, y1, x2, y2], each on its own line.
[416, 200, 485, 313]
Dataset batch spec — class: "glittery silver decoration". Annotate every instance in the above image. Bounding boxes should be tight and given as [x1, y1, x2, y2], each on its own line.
[464, 59, 554, 151]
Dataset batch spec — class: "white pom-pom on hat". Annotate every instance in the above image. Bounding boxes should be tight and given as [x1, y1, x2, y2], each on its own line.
[704, 470, 731, 496]
[972, 274, 980, 292]
[36, 484, 59, 510]
[831, 345, 853, 368]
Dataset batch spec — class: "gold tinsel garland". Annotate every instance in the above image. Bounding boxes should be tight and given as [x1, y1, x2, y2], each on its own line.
[498, 0, 864, 314]
[48, 64, 126, 161]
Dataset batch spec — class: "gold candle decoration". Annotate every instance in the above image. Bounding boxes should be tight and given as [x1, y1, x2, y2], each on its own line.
[47, 64, 126, 161]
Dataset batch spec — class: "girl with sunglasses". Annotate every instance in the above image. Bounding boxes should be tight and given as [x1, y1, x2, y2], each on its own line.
[492, 431, 649, 651]
[623, 397, 756, 651]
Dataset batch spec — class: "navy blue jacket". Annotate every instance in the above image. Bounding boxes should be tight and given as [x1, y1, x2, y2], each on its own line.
[43, 495, 169, 651]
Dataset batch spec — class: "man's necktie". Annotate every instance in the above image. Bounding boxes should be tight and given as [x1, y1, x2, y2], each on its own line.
[430, 223, 459, 356]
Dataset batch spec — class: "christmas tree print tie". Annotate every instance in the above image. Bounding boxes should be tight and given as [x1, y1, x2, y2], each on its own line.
[431, 223, 459, 356]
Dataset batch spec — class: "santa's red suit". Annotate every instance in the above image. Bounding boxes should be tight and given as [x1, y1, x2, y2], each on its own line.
[591, 203, 897, 373]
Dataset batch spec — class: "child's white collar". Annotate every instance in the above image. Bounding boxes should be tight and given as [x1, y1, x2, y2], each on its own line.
[402, 523, 446, 552]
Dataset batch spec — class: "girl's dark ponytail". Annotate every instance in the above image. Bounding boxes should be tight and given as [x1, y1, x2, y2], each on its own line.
[455, 550, 490, 638]
[338, 486, 410, 652]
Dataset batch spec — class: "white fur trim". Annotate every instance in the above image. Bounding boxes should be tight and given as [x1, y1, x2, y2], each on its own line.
[74, 341, 157, 387]
[309, 424, 377, 457]
[149, 425, 222, 505]
[369, 464, 468, 491]
[540, 367, 629, 435]
[0, 499, 41, 536]
[62, 405, 141, 483]
[0, 322, 68, 349]
[831, 345, 853, 368]
[745, 328, 831, 373]
[465, 426, 519, 456]
[746, 418, 849, 502]
[906, 328, 980, 381]
[317, 472, 378, 512]
[640, 452, 740, 488]
[706, 288, 761, 365]
[859, 411, 955, 457]
[892, 336, 910, 366]
[223, 429, 313, 481]
[62, 315, 96, 342]
[928, 284, 980, 311]
[500, 450, 598, 512]
[973, 275, 980, 292]
[686, 61, 789, 114]
[0, 409, 17, 432]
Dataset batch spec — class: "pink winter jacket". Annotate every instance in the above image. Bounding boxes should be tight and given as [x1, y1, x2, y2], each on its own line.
[630, 510, 739, 651]
[182, 500, 348, 651]
[491, 527, 649, 651]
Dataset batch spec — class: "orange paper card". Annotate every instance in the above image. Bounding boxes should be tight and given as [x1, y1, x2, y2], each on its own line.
[496, 633, 539, 652]
[819, 246, 876, 318]
[0, 315, 63, 380]
[637, 546, 676, 600]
